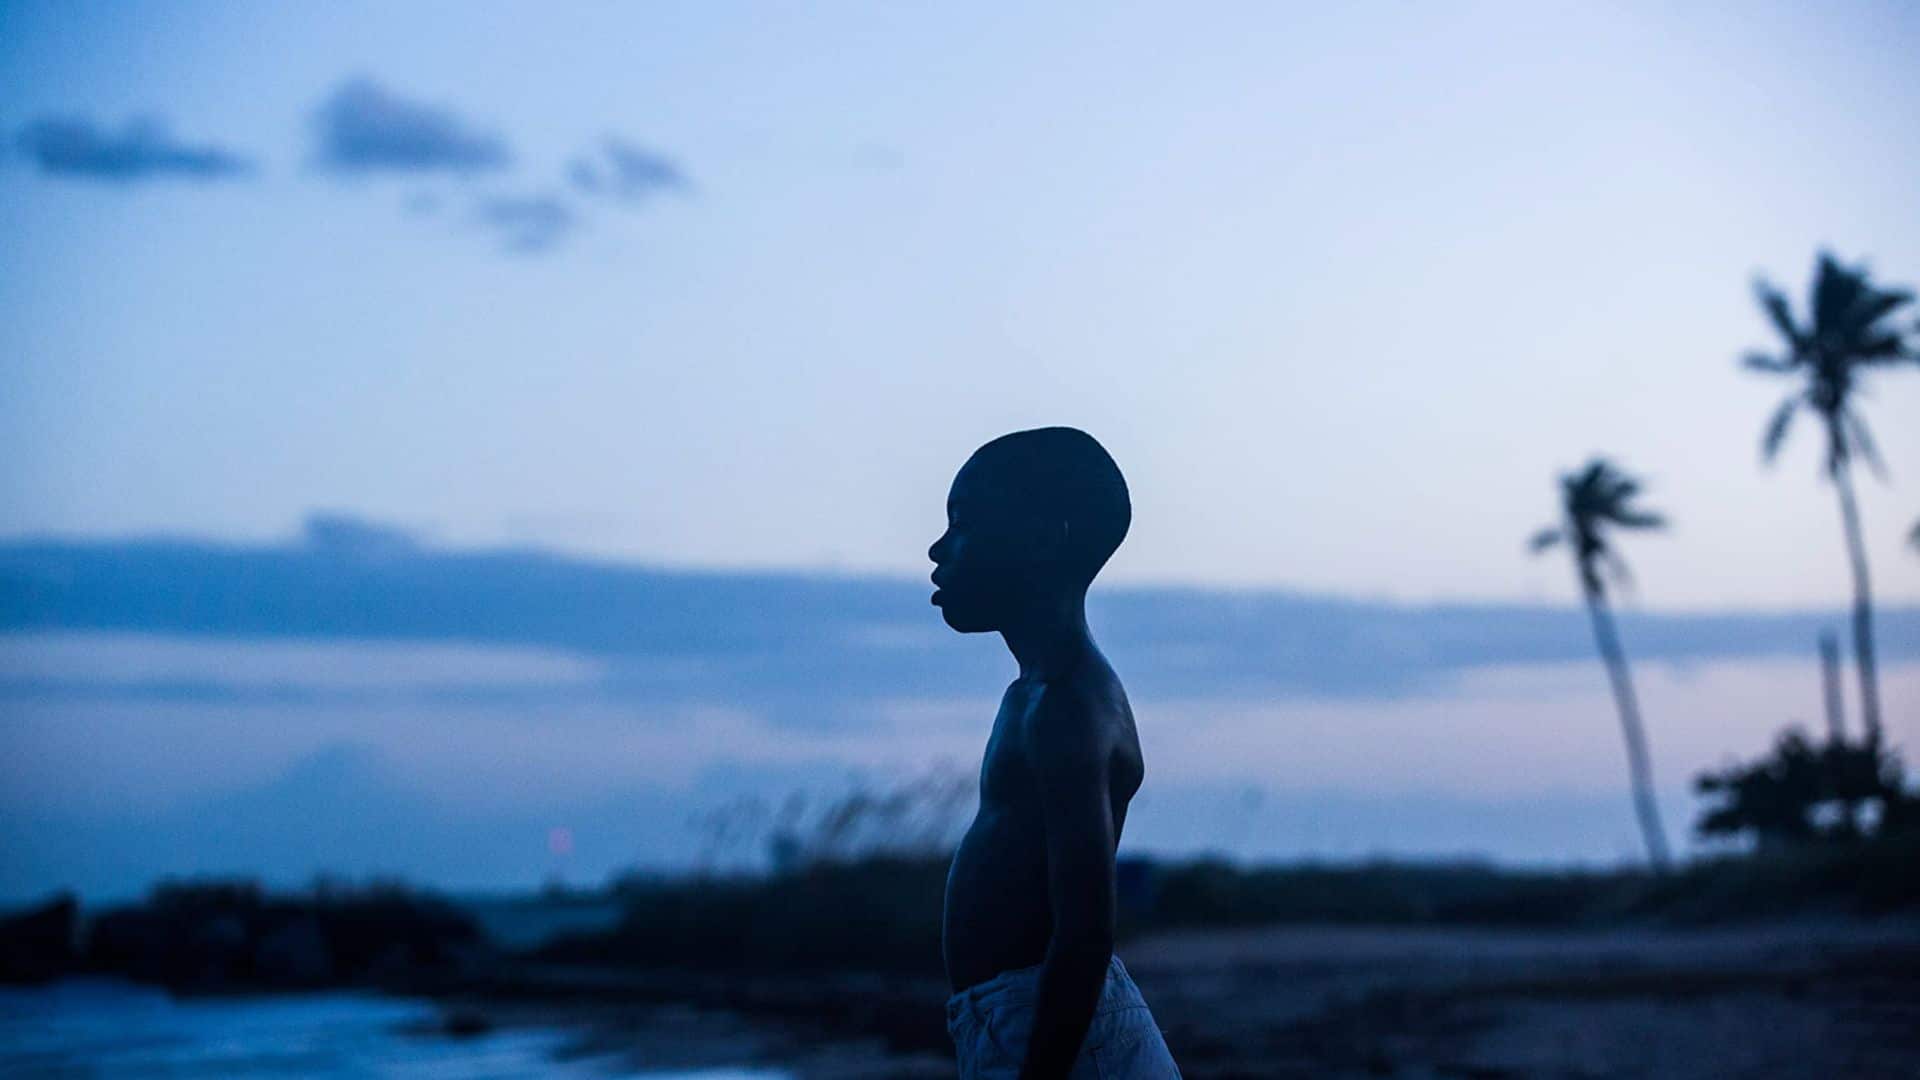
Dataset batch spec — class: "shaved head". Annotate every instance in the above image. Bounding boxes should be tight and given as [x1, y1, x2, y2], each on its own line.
[963, 426, 1130, 583]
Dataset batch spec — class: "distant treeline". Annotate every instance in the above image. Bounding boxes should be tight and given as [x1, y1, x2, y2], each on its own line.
[538, 837, 1920, 979]
[7, 837, 1913, 991]
[0, 879, 483, 990]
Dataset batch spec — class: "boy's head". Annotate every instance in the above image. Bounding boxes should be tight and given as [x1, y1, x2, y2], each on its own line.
[928, 427, 1130, 633]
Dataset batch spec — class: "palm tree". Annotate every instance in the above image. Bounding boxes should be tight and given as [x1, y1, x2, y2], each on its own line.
[1745, 253, 1915, 749]
[1530, 458, 1672, 870]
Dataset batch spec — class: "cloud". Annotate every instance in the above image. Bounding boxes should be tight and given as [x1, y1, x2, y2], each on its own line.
[568, 137, 689, 203]
[473, 193, 576, 254]
[13, 116, 253, 182]
[301, 511, 421, 558]
[311, 78, 510, 175]
[6, 528, 1917, 717]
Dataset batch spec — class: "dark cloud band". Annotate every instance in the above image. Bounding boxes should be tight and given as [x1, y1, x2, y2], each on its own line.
[14, 117, 253, 182]
[311, 78, 511, 175]
[569, 137, 689, 203]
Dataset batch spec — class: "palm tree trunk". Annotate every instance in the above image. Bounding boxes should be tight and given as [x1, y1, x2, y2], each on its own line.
[1583, 585, 1672, 871]
[1832, 465, 1881, 747]
[1819, 630, 1858, 836]
[1818, 631, 1845, 744]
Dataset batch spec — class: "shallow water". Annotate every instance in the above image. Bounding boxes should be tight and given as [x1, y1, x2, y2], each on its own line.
[0, 979, 789, 1079]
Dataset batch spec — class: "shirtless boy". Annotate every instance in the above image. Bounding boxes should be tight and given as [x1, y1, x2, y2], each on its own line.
[929, 428, 1181, 1079]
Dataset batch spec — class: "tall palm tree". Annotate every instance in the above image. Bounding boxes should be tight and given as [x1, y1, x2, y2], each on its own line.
[1530, 458, 1672, 870]
[1745, 253, 1915, 749]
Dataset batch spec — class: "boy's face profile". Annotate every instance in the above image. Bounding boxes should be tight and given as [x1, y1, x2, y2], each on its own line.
[928, 427, 1129, 634]
[928, 456, 1063, 634]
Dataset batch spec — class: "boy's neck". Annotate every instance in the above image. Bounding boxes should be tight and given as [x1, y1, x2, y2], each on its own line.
[1000, 591, 1095, 681]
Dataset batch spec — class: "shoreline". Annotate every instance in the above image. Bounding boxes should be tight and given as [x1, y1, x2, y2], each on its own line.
[427, 917, 1920, 1078]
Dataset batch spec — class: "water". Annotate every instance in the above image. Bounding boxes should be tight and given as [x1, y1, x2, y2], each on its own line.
[0, 979, 788, 1079]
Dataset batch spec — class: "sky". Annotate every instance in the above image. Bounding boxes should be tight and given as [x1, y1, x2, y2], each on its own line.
[2, 1, 1917, 609]
[1, 530, 1915, 899]
[3, 3, 1920, 900]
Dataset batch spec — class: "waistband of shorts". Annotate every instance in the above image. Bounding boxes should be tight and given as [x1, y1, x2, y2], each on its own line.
[946, 953, 1138, 1023]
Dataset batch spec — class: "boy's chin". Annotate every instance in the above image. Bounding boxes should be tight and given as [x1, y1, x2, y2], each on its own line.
[937, 605, 997, 634]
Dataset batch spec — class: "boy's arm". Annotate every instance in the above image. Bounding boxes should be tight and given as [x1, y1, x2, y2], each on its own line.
[1017, 689, 1117, 1080]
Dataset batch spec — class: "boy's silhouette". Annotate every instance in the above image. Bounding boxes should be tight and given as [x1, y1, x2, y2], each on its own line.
[930, 428, 1181, 1079]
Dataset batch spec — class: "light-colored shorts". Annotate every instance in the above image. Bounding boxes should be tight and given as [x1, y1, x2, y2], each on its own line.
[945, 954, 1181, 1078]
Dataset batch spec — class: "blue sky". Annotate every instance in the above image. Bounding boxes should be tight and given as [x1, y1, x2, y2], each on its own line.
[2, 528, 1916, 898]
[3, 1, 1917, 607]
[3, 3, 1920, 898]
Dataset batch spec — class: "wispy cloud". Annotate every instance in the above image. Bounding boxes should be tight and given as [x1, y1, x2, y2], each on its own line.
[13, 117, 253, 182]
[13, 82, 689, 260]
[474, 192, 576, 254]
[568, 137, 689, 204]
[311, 77, 510, 175]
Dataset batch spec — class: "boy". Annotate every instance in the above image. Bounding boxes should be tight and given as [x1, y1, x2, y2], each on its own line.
[929, 428, 1181, 1079]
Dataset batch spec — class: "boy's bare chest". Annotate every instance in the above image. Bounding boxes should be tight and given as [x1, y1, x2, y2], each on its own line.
[977, 689, 1039, 807]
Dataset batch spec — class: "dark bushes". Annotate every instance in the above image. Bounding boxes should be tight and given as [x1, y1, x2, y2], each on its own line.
[543, 855, 947, 974]
[0, 894, 78, 984]
[85, 878, 484, 991]
[543, 839, 1920, 980]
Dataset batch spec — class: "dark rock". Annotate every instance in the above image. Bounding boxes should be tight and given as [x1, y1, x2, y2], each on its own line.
[85, 878, 486, 991]
[255, 916, 334, 986]
[0, 894, 78, 984]
[441, 1008, 494, 1038]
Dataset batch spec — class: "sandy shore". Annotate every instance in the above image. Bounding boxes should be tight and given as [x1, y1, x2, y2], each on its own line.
[1123, 921, 1920, 1078]
[439, 919, 1920, 1078]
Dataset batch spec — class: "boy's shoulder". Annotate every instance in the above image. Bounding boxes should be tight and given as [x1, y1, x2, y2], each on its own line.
[1016, 663, 1127, 763]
